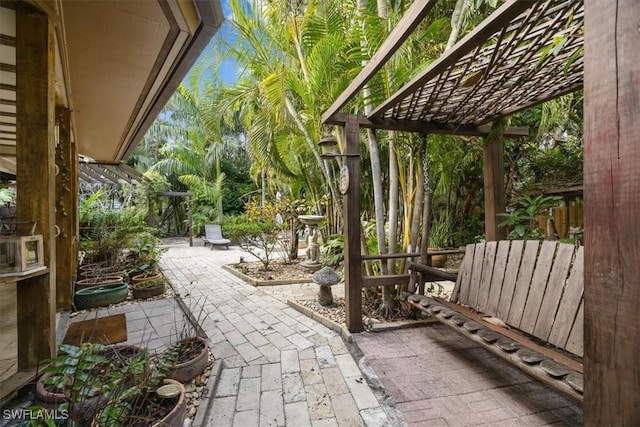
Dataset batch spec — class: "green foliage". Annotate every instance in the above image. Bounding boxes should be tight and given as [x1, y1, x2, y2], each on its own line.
[498, 195, 563, 239]
[429, 210, 453, 248]
[0, 187, 15, 205]
[321, 234, 344, 268]
[227, 221, 280, 271]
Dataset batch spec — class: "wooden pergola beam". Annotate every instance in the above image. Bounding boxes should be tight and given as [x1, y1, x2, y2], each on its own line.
[16, 4, 56, 368]
[325, 113, 529, 137]
[321, 0, 438, 124]
[584, 0, 640, 423]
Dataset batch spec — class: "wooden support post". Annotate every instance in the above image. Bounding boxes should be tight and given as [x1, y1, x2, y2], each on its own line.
[188, 196, 193, 247]
[584, 1, 640, 424]
[55, 107, 75, 311]
[343, 115, 363, 333]
[482, 122, 507, 241]
[16, 5, 56, 367]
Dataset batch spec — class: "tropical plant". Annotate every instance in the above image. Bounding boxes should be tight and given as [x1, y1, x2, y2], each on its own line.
[498, 194, 563, 239]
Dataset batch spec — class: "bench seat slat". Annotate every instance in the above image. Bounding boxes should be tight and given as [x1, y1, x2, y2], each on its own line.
[520, 241, 557, 334]
[565, 301, 584, 357]
[468, 242, 486, 308]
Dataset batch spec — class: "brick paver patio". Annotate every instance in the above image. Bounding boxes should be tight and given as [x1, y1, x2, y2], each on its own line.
[160, 239, 584, 426]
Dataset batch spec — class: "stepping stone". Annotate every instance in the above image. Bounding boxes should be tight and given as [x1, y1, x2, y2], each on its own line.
[462, 321, 483, 332]
[516, 348, 546, 364]
[496, 338, 520, 353]
[408, 294, 425, 303]
[440, 309, 457, 319]
[429, 304, 445, 314]
[452, 315, 468, 326]
[477, 329, 501, 343]
[540, 360, 575, 378]
[565, 372, 584, 394]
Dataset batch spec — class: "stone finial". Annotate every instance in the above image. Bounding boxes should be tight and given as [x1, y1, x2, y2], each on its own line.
[312, 267, 340, 286]
[312, 267, 340, 307]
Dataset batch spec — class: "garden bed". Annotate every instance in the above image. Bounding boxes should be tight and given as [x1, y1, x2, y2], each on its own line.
[222, 258, 314, 286]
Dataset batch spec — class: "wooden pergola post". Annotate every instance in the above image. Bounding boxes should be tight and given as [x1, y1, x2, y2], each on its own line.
[343, 114, 363, 333]
[584, 1, 640, 424]
[482, 124, 507, 241]
[16, 5, 56, 366]
[55, 106, 76, 311]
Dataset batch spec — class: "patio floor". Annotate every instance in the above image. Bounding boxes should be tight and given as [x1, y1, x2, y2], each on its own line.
[159, 239, 583, 426]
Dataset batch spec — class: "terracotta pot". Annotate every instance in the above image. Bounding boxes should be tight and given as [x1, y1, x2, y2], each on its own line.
[152, 379, 187, 427]
[131, 271, 163, 285]
[74, 283, 128, 309]
[164, 336, 209, 383]
[132, 281, 166, 299]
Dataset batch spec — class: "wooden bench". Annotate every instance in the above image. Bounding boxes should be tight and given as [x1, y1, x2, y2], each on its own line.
[406, 240, 584, 402]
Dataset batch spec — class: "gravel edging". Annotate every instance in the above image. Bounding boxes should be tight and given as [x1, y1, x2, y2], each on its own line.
[221, 264, 314, 286]
[287, 299, 354, 343]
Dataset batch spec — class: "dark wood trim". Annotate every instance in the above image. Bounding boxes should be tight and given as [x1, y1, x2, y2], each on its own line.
[0, 111, 17, 118]
[325, 113, 529, 137]
[343, 115, 363, 333]
[362, 275, 411, 288]
[583, 0, 640, 423]
[482, 121, 507, 241]
[119, 0, 224, 161]
[321, 0, 438, 124]
[15, 5, 56, 369]
[55, 106, 73, 311]
[0, 34, 16, 47]
[0, 63, 16, 72]
[0, 83, 16, 91]
[369, 1, 532, 119]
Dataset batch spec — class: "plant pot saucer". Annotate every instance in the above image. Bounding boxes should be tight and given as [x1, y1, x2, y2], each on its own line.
[157, 383, 181, 398]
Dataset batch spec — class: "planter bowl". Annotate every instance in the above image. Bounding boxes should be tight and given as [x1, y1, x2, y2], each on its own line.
[131, 271, 163, 285]
[74, 283, 128, 309]
[76, 275, 124, 290]
[152, 379, 186, 427]
[164, 336, 209, 383]
[132, 281, 166, 299]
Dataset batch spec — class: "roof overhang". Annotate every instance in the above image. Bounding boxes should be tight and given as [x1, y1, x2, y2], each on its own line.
[0, 0, 223, 173]
[323, 0, 583, 133]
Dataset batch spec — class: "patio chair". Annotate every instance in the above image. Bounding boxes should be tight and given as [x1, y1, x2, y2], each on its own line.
[203, 224, 231, 250]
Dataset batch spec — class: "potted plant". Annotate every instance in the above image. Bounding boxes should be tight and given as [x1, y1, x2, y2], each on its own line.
[131, 276, 167, 299]
[128, 232, 167, 284]
[428, 211, 453, 267]
[162, 336, 209, 383]
[74, 282, 129, 310]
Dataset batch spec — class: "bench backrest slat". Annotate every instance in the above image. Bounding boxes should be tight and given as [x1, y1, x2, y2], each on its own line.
[486, 240, 510, 316]
[451, 240, 583, 357]
[507, 240, 540, 327]
[453, 244, 475, 302]
[520, 241, 557, 333]
[476, 241, 497, 313]
[533, 243, 575, 340]
[496, 240, 524, 320]
[548, 246, 584, 355]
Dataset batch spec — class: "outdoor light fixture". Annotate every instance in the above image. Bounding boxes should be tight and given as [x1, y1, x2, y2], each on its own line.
[318, 134, 338, 158]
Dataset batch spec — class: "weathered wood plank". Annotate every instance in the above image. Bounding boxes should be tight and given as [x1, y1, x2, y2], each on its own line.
[548, 246, 584, 349]
[476, 240, 497, 313]
[55, 107, 74, 311]
[15, 6, 56, 368]
[534, 243, 575, 340]
[584, 1, 640, 422]
[497, 240, 523, 319]
[467, 242, 486, 308]
[343, 115, 362, 333]
[506, 240, 539, 327]
[452, 243, 474, 303]
[486, 240, 510, 316]
[520, 241, 556, 334]
[565, 301, 583, 358]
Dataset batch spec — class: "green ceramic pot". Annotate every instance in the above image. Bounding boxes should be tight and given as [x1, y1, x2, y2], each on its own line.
[74, 283, 128, 309]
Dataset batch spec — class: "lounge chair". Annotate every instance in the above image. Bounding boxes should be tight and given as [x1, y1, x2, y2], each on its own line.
[203, 224, 231, 250]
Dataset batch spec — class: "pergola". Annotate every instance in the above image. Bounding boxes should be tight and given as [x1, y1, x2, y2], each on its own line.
[323, 0, 639, 422]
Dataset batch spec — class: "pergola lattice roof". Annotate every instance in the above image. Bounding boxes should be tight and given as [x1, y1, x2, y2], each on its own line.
[323, 0, 584, 131]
